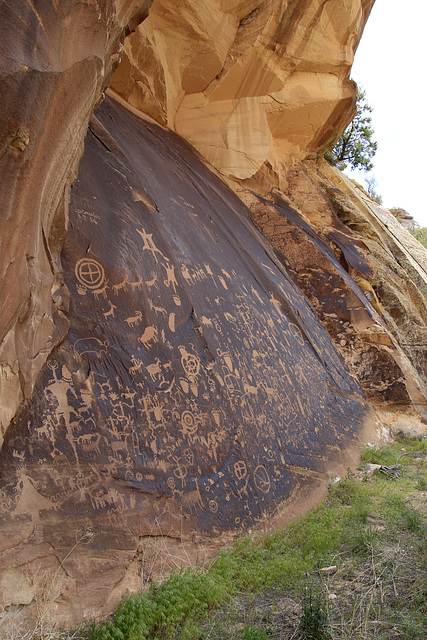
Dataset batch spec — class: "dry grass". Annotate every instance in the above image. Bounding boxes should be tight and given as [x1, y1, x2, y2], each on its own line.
[2, 436, 427, 640]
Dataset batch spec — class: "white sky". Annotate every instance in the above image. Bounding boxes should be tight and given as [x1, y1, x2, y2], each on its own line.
[347, 0, 427, 227]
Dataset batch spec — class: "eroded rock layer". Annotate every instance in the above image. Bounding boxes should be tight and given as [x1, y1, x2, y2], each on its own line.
[111, 0, 375, 179]
[0, 95, 373, 622]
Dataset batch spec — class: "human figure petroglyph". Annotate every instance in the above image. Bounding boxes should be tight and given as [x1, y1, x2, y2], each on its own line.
[163, 262, 178, 292]
[136, 227, 166, 263]
[125, 310, 143, 327]
[172, 458, 188, 488]
[103, 300, 117, 319]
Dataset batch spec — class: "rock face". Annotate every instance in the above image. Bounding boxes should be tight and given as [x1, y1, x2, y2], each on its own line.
[0, 94, 374, 625]
[240, 161, 427, 414]
[0, 0, 153, 442]
[111, 0, 374, 179]
[1, 0, 426, 631]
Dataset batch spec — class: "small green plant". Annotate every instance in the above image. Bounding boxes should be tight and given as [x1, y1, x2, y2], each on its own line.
[295, 587, 331, 640]
[243, 624, 268, 640]
[412, 227, 427, 249]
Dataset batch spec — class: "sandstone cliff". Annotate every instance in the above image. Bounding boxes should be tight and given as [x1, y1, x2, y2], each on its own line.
[1, 0, 426, 631]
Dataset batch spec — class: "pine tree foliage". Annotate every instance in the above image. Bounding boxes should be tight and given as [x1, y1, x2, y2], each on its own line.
[325, 88, 378, 171]
[412, 227, 427, 249]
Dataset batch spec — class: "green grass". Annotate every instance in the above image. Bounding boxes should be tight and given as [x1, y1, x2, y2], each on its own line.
[60, 436, 427, 640]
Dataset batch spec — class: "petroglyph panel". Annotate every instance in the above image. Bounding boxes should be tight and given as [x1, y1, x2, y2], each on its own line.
[0, 96, 370, 597]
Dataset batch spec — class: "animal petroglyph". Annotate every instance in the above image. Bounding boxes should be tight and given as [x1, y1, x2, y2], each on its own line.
[112, 274, 129, 295]
[148, 300, 167, 316]
[125, 310, 143, 327]
[145, 273, 158, 289]
[103, 300, 117, 319]
[92, 281, 109, 300]
[138, 326, 157, 348]
[145, 357, 163, 382]
[129, 276, 143, 291]
[200, 316, 213, 327]
[72, 338, 108, 362]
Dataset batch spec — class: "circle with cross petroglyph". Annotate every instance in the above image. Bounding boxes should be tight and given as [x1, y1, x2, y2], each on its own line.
[75, 258, 105, 289]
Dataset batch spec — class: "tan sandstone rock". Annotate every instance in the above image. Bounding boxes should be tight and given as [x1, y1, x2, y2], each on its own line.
[111, 0, 375, 178]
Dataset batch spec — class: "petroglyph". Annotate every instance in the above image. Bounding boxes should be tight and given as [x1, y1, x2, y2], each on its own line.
[253, 465, 271, 494]
[112, 274, 129, 295]
[145, 272, 158, 289]
[163, 262, 178, 292]
[136, 228, 166, 263]
[0, 96, 373, 621]
[75, 258, 105, 289]
[138, 326, 157, 348]
[103, 300, 117, 319]
[125, 310, 143, 327]
[179, 347, 200, 379]
[181, 410, 198, 436]
[148, 300, 167, 316]
[72, 337, 108, 362]
[92, 281, 109, 300]
[129, 276, 143, 291]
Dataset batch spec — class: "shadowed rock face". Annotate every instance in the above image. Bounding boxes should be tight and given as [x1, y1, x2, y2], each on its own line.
[0, 95, 372, 621]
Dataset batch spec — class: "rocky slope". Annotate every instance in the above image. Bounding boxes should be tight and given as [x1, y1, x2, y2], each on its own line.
[0, 0, 426, 630]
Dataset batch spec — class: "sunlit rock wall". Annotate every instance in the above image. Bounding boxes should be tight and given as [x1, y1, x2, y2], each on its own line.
[111, 0, 374, 178]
